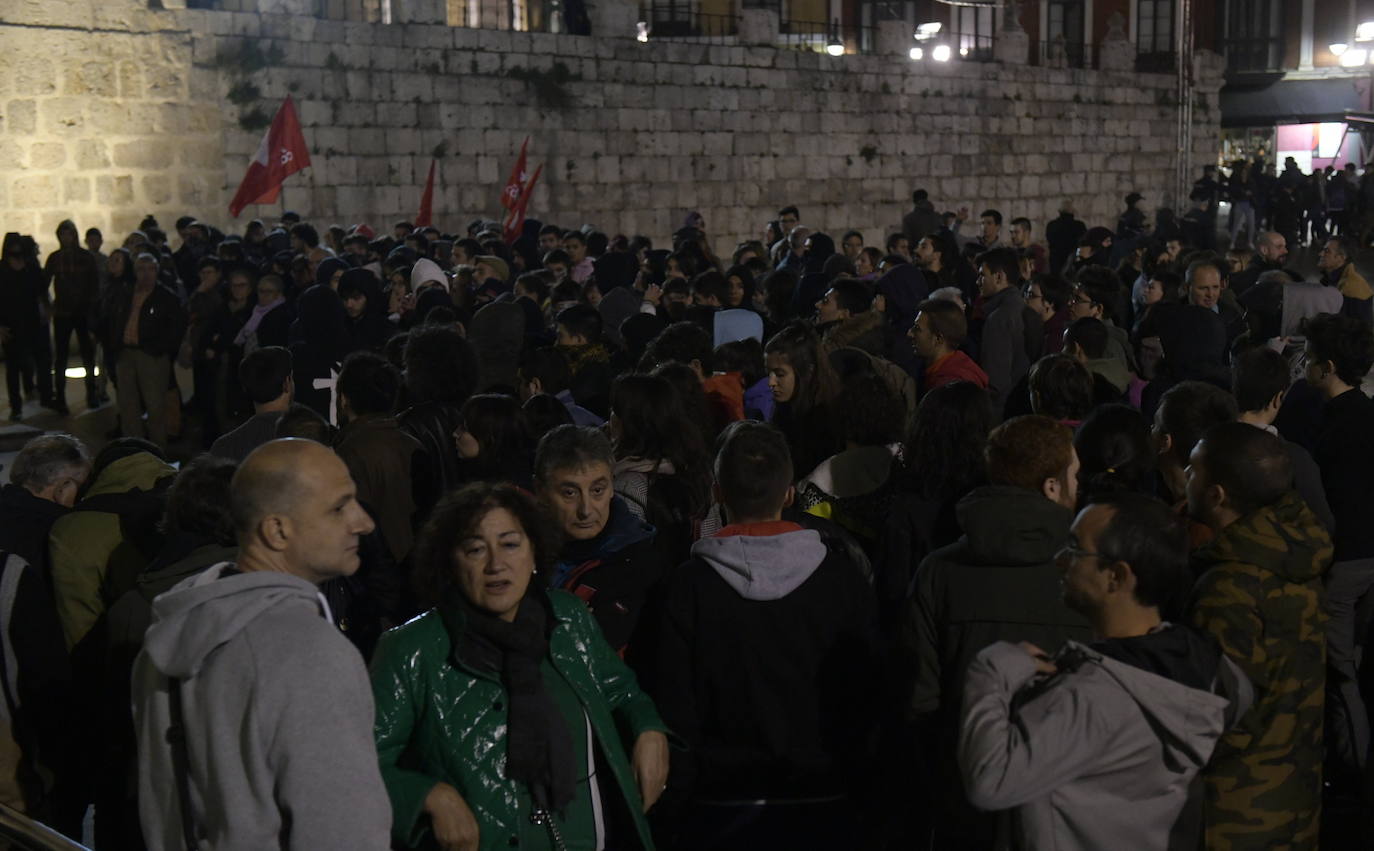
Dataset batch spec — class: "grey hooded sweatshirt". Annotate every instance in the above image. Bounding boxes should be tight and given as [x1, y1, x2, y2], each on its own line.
[959, 631, 1253, 851]
[133, 563, 391, 851]
[655, 523, 879, 800]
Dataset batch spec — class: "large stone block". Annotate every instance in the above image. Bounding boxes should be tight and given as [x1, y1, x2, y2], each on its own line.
[10, 174, 58, 209]
[63, 176, 91, 203]
[63, 61, 118, 98]
[13, 62, 56, 97]
[95, 175, 134, 205]
[6, 99, 37, 135]
[113, 141, 172, 170]
[29, 141, 67, 169]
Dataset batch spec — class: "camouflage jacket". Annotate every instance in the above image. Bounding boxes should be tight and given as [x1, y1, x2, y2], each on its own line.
[1188, 490, 1332, 851]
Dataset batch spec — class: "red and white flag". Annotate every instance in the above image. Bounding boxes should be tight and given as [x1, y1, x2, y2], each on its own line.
[503, 163, 542, 244]
[500, 137, 530, 211]
[415, 159, 437, 227]
[228, 97, 312, 218]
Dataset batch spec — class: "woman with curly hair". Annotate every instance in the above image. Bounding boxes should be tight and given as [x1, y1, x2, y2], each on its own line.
[371, 483, 671, 851]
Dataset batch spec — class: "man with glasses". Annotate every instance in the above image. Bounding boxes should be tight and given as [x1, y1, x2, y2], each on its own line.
[959, 493, 1251, 850]
[908, 415, 1092, 848]
[1065, 268, 1137, 373]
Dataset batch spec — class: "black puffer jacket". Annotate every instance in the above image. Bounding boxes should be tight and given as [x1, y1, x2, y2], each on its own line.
[906, 484, 1094, 846]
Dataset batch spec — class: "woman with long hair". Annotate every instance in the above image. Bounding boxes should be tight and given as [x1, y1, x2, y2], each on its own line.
[764, 321, 842, 478]
[880, 380, 993, 618]
[609, 373, 712, 560]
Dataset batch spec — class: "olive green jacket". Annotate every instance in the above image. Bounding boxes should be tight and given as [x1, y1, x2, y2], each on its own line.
[370, 591, 667, 850]
[1188, 491, 1331, 851]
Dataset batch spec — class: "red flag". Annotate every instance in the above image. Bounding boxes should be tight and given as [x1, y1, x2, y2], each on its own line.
[228, 97, 312, 218]
[502, 163, 542, 244]
[415, 159, 436, 227]
[503, 163, 542, 244]
[500, 137, 530, 211]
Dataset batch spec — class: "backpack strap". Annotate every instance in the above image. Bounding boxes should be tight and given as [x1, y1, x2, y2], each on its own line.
[166, 678, 200, 851]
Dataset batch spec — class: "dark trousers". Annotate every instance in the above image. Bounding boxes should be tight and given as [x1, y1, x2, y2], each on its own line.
[4, 334, 52, 411]
[671, 798, 856, 851]
[53, 312, 96, 394]
[192, 357, 221, 445]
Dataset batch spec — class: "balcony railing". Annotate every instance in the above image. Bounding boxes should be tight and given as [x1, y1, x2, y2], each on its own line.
[777, 19, 877, 55]
[1222, 36, 1284, 73]
[1035, 38, 1088, 69]
[948, 30, 995, 62]
[637, 7, 740, 43]
[1136, 50, 1177, 73]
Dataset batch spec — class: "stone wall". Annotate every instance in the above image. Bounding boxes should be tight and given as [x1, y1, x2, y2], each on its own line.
[1, 0, 1223, 249]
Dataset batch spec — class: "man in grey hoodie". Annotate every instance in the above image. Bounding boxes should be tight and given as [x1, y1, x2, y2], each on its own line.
[132, 439, 391, 850]
[959, 493, 1251, 851]
[653, 421, 878, 849]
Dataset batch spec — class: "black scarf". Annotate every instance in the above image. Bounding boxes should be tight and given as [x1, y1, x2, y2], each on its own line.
[443, 590, 577, 812]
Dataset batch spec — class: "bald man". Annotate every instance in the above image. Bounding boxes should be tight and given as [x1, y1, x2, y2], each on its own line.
[1228, 231, 1287, 299]
[132, 439, 390, 850]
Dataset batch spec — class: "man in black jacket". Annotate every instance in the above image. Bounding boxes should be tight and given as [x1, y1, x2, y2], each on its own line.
[0, 434, 90, 578]
[655, 421, 878, 849]
[1227, 231, 1287, 299]
[108, 253, 186, 448]
[1045, 200, 1087, 275]
[1303, 313, 1374, 760]
[908, 414, 1093, 848]
[0, 233, 54, 420]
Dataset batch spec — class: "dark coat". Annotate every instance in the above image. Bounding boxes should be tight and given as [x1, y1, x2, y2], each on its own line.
[1045, 212, 1087, 274]
[655, 522, 878, 801]
[1313, 388, 1374, 561]
[0, 261, 46, 340]
[105, 283, 186, 359]
[549, 497, 665, 659]
[0, 485, 68, 578]
[396, 401, 465, 513]
[907, 484, 1093, 844]
[335, 414, 426, 564]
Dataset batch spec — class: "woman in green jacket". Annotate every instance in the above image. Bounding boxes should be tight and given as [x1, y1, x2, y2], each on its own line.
[370, 482, 670, 851]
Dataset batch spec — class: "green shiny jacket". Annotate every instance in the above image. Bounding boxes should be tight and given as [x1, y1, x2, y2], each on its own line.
[370, 590, 666, 850]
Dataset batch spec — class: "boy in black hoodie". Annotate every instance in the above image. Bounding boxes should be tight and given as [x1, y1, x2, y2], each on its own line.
[654, 421, 878, 850]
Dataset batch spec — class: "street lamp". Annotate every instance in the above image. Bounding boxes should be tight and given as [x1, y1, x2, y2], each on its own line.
[1331, 20, 1374, 66]
[826, 19, 845, 56]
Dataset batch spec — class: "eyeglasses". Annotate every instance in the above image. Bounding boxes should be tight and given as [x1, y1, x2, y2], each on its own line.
[1055, 543, 1105, 563]
[1068, 294, 1095, 307]
[1023, 289, 1043, 301]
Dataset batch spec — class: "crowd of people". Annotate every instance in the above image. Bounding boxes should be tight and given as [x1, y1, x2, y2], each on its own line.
[0, 161, 1372, 850]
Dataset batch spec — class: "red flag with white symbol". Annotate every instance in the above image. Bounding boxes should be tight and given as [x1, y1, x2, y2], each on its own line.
[228, 96, 312, 218]
[503, 163, 542, 244]
[500, 137, 530, 211]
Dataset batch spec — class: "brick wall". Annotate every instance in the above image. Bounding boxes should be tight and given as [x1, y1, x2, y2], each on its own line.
[1, 0, 1222, 248]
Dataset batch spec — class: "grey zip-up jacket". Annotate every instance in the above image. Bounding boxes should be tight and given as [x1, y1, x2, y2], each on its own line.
[133, 563, 391, 851]
[959, 635, 1253, 851]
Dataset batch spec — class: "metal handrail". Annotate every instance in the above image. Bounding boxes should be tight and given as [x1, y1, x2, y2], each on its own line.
[0, 802, 90, 851]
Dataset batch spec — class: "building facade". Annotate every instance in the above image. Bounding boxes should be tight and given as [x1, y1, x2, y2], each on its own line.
[1, 0, 1223, 245]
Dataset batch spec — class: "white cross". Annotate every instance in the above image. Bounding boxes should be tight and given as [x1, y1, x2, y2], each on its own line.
[314, 364, 340, 426]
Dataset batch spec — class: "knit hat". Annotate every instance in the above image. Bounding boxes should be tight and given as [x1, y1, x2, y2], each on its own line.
[410, 257, 447, 290]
